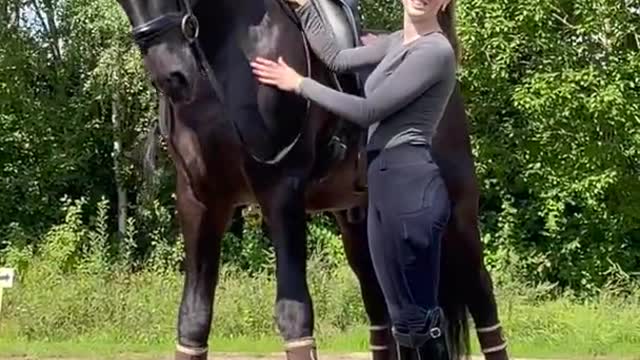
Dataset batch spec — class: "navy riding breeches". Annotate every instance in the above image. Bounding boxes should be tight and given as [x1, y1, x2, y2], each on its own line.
[366, 144, 451, 347]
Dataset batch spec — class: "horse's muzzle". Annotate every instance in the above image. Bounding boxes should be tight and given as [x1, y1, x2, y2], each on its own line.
[159, 70, 193, 103]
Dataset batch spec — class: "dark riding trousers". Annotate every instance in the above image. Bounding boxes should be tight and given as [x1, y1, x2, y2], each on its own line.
[367, 144, 450, 346]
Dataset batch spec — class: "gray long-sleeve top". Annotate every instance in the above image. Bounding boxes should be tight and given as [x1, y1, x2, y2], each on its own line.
[294, 2, 457, 151]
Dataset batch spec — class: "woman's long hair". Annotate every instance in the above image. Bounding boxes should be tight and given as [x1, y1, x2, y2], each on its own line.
[437, 0, 461, 64]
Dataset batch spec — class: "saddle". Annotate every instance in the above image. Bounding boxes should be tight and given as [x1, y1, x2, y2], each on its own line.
[312, 0, 362, 54]
[285, 0, 369, 195]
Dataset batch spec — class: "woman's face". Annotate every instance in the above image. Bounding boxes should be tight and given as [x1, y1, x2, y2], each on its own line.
[402, 0, 449, 21]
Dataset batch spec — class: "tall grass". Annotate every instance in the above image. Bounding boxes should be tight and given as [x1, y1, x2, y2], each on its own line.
[2, 262, 639, 358]
[1, 198, 639, 359]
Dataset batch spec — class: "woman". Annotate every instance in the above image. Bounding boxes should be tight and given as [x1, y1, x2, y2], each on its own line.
[250, 0, 457, 359]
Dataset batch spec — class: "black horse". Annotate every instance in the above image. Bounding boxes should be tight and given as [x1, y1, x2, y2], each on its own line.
[115, 0, 509, 359]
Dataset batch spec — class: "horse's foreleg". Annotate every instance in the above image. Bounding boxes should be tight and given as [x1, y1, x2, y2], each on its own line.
[174, 169, 234, 360]
[333, 210, 396, 360]
[259, 176, 315, 360]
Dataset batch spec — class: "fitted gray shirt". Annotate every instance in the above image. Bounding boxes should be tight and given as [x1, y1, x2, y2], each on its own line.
[294, 2, 457, 151]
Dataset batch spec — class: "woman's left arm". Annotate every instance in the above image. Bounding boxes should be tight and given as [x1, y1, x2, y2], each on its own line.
[295, 40, 456, 128]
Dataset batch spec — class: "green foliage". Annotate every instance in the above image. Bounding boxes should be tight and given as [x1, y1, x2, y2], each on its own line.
[359, 0, 639, 290]
[0, 199, 364, 342]
[1, 0, 638, 294]
[306, 213, 345, 269]
[453, 0, 640, 290]
[1, 227, 639, 358]
[0, 0, 154, 241]
[219, 206, 275, 274]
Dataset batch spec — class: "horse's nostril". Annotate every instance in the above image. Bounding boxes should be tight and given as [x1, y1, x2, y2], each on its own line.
[160, 71, 192, 102]
[168, 71, 189, 89]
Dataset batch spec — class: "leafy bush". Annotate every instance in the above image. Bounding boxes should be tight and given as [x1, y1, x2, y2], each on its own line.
[1, 0, 638, 294]
[360, 0, 640, 290]
[0, 202, 638, 357]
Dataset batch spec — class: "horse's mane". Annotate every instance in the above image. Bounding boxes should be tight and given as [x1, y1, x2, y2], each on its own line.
[438, 0, 461, 64]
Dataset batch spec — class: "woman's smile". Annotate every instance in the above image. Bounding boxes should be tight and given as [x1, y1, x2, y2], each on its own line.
[410, 0, 427, 10]
[405, 0, 437, 17]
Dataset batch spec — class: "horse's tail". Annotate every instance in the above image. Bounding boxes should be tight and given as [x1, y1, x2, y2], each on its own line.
[443, 291, 471, 360]
[440, 261, 472, 360]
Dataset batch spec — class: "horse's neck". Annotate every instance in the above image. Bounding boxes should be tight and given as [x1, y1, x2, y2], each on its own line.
[196, 0, 270, 36]
[194, 1, 231, 53]
[195, 0, 272, 62]
[192, 0, 309, 160]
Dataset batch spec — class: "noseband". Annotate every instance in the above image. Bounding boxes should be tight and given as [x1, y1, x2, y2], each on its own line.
[131, 0, 200, 51]
[130, 0, 225, 102]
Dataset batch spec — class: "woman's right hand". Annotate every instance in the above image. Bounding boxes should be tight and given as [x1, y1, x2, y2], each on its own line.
[285, 0, 308, 6]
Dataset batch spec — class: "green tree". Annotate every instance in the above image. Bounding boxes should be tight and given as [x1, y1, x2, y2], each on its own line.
[457, 0, 639, 289]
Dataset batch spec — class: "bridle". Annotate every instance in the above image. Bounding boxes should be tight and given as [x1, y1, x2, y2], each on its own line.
[131, 0, 200, 51]
[130, 0, 225, 101]
[128, 0, 309, 165]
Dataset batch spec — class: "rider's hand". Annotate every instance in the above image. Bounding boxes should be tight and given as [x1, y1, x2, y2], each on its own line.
[250, 56, 304, 93]
[285, 0, 308, 6]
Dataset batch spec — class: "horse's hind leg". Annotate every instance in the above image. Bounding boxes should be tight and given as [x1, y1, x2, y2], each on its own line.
[254, 175, 316, 360]
[448, 199, 509, 360]
[333, 210, 396, 360]
[173, 166, 234, 359]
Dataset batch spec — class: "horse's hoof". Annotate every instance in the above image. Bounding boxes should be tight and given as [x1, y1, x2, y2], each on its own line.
[175, 345, 208, 360]
[370, 326, 397, 360]
[175, 352, 207, 360]
[373, 349, 396, 360]
[484, 352, 509, 360]
[477, 324, 509, 360]
[285, 337, 318, 360]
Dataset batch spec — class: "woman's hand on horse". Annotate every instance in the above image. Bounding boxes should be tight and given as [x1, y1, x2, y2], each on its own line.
[284, 0, 307, 6]
[250, 56, 304, 93]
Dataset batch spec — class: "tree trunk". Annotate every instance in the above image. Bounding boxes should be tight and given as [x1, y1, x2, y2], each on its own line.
[112, 93, 127, 239]
[7, 0, 20, 28]
[1, 1, 6, 28]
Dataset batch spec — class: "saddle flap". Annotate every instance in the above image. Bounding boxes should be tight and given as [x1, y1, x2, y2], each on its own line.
[312, 0, 360, 50]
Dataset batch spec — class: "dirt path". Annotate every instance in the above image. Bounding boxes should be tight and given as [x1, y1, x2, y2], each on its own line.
[3, 352, 635, 360]
[6, 353, 640, 360]
[0, 354, 360, 360]
[0, 353, 495, 360]
[0, 354, 576, 360]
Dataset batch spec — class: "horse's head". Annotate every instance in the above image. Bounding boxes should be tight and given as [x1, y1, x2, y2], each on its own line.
[118, 0, 202, 104]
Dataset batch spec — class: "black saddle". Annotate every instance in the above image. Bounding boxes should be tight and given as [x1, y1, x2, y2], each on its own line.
[312, 0, 369, 224]
[310, 0, 363, 92]
[313, 0, 362, 50]
[298, 0, 369, 196]
[280, 0, 368, 220]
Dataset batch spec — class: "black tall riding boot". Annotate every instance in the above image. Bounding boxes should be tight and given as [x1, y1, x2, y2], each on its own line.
[392, 307, 452, 360]
[394, 329, 452, 360]
[416, 329, 452, 360]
